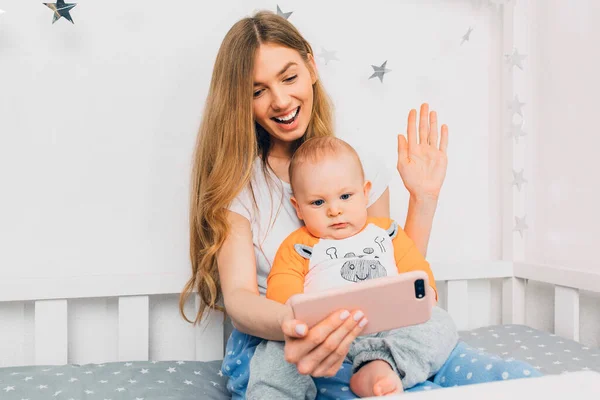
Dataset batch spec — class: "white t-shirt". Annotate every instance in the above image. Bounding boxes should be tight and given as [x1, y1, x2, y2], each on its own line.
[228, 148, 392, 295]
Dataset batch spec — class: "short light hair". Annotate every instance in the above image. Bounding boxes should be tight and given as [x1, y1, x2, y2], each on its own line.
[288, 137, 364, 193]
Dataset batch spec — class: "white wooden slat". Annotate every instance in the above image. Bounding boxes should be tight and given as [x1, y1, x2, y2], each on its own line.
[118, 296, 149, 361]
[502, 277, 525, 325]
[195, 295, 225, 361]
[35, 299, 68, 365]
[447, 280, 469, 331]
[468, 280, 492, 329]
[554, 286, 580, 342]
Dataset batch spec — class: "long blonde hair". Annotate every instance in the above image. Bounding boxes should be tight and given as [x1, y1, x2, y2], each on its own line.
[179, 10, 334, 325]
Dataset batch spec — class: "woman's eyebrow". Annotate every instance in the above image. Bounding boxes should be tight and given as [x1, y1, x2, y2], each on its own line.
[253, 62, 298, 87]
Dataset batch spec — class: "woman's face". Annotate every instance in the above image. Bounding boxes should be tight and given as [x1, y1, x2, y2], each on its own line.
[252, 43, 317, 152]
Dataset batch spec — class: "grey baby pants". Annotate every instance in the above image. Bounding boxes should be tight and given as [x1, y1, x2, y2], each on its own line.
[246, 306, 459, 400]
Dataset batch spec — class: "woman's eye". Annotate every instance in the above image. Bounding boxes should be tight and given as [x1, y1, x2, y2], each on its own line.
[340, 193, 352, 200]
[253, 89, 263, 98]
[284, 75, 297, 83]
[311, 200, 324, 206]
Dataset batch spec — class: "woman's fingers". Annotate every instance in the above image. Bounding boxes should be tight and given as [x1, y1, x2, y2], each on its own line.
[397, 134, 408, 164]
[406, 109, 417, 149]
[284, 309, 351, 365]
[281, 318, 308, 339]
[296, 310, 366, 375]
[418, 103, 429, 145]
[280, 305, 307, 339]
[429, 110, 439, 148]
[440, 124, 449, 153]
[310, 317, 367, 377]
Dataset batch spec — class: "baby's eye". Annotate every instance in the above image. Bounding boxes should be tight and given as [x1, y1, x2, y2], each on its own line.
[340, 193, 352, 200]
[311, 199, 324, 206]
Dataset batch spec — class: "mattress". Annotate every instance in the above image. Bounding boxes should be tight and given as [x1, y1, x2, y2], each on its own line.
[1, 325, 598, 399]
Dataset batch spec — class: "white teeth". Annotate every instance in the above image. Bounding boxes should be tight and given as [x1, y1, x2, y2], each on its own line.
[274, 107, 298, 122]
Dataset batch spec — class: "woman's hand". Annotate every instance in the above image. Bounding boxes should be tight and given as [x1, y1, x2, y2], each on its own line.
[397, 103, 449, 200]
[280, 306, 367, 377]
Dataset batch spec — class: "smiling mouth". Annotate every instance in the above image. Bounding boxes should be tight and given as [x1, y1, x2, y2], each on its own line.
[271, 106, 300, 124]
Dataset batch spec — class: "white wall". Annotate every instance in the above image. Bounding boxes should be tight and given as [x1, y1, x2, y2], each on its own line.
[0, 0, 503, 283]
[525, 0, 600, 270]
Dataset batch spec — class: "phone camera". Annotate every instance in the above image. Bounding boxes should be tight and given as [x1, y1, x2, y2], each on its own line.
[414, 279, 426, 299]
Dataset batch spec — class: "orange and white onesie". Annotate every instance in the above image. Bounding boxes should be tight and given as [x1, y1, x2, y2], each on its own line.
[266, 216, 437, 305]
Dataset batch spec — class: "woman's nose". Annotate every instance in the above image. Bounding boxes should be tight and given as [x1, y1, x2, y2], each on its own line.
[270, 87, 291, 111]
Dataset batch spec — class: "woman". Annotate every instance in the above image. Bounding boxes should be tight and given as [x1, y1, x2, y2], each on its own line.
[180, 10, 539, 399]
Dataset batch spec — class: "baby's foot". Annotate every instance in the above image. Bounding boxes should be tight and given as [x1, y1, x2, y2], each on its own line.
[349, 360, 404, 397]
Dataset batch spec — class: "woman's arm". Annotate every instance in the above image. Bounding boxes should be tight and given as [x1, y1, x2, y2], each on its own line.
[396, 103, 449, 257]
[219, 211, 367, 377]
[403, 195, 438, 257]
[218, 211, 289, 341]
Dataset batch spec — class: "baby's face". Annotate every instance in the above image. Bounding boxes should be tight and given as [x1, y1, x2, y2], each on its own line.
[291, 152, 371, 240]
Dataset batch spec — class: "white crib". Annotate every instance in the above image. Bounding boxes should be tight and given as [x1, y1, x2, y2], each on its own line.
[1, 261, 598, 367]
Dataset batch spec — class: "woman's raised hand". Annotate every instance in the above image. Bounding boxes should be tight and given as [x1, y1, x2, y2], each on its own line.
[280, 307, 367, 377]
[397, 103, 449, 200]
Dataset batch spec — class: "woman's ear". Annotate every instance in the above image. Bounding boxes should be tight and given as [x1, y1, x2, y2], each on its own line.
[290, 196, 304, 220]
[307, 53, 318, 85]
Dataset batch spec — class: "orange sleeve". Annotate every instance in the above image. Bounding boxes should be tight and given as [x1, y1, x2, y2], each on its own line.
[368, 217, 438, 300]
[266, 228, 313, 305]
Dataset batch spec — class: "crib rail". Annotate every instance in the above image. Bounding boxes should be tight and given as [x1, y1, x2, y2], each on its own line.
[514, 262, 600, 343]
[1, 261, 599, 367]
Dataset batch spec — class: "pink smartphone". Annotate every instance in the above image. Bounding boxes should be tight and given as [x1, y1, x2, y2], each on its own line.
[287, 270, 433, 336]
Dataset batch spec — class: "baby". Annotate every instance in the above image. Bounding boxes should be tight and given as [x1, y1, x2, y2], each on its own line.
[246, 137, 458, 399]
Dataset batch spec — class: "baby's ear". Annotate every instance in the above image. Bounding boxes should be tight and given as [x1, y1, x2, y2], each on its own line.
[290, 196, 303, 220]
[363, 180, 372, 201]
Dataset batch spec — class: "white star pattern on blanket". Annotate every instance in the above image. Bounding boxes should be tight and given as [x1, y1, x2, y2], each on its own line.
[0, 360, 230, 399]
[0, 326, 598, 399]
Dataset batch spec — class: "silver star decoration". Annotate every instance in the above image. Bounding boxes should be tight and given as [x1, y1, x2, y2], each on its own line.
[461, 27, 474, 45]
[508, 94, 526, 117]
[514, 215, 528, 238]
[317, 47, 339, 65]
[369, 61, 392, 83]
[276, 5, 293, 20]
[512, 169, 527, 191]
[44, 0, 77, 24]
[505, 48, 527, 70]
[509, 121, 527, 144]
